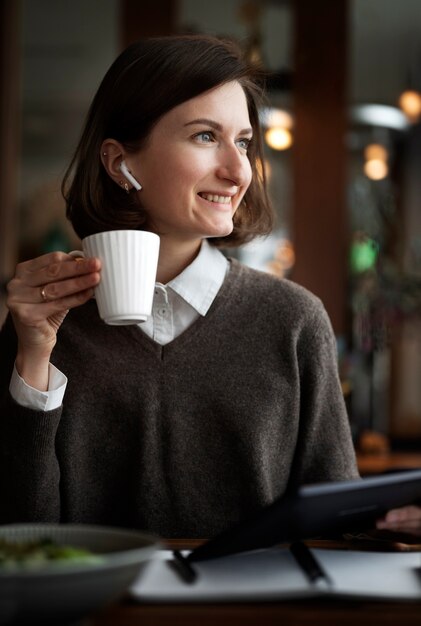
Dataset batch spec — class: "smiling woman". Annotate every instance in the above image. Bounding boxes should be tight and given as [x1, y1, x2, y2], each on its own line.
[2, 34, 419, 540]
[63, 36, 272, 251]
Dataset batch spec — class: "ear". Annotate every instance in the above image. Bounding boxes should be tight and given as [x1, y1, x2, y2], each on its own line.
[100, 139, 141, 191]
[100, 139, 124, 181]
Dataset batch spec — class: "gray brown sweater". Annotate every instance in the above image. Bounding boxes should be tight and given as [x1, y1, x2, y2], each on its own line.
[0, 259, 358, 537]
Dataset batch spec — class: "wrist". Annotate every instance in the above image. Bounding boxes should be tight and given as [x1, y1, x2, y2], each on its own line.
[16, 348, 52, 392]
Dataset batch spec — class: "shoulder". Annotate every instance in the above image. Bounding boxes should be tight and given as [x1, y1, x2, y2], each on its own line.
[227, 258, 327, 322]
[224, 259, 336, 350]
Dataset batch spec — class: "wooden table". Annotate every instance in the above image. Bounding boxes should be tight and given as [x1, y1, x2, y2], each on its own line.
[90, 599, 421, 626]
[89, 538, 421, 626]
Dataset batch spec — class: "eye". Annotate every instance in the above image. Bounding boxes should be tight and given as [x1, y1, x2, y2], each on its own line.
[236, 137, 252, 152]
[193, 131, 215, 144]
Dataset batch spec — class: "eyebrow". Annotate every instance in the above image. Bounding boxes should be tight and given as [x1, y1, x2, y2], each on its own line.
[184, 118, 253, 135]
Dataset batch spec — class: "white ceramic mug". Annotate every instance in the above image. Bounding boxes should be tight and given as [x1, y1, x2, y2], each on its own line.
[72, 230, 160, 325]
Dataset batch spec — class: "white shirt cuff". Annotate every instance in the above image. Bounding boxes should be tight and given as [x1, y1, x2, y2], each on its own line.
[9, 363, 67, 411]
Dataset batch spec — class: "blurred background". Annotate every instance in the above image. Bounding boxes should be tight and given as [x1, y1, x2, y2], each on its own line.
[2, 0, 421, 469]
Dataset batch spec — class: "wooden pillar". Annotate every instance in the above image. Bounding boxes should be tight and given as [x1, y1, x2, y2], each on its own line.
[0, 0, 21, 324]
[291, 0, 348, 335]
[120, 0, 178, 48]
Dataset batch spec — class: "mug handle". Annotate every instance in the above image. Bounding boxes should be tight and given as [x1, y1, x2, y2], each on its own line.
[68, 249, 85, 260]
[68, 250, 97, 299]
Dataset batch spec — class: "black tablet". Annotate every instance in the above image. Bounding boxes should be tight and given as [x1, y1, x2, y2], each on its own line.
[188, 469, 421, 562]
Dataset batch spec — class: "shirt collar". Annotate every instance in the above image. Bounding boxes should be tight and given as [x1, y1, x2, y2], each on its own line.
[165, 240, 228, 316]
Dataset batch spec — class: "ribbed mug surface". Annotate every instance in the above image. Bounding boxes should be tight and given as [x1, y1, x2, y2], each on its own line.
[83, 230, 160, 325]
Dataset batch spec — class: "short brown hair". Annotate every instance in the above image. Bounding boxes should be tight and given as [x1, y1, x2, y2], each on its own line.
[62, 35, 274, 247]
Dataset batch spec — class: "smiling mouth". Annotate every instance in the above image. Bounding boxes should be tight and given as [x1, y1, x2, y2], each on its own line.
[198, 193, 232, 204]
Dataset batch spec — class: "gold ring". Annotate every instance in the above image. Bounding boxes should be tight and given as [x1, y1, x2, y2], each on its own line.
[40, 286, 48, 302]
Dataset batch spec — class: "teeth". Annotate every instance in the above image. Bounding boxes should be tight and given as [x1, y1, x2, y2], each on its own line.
[200, 193, 231, 204]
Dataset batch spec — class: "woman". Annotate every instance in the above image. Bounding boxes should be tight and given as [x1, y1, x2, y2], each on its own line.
[0, 35, 419, 537]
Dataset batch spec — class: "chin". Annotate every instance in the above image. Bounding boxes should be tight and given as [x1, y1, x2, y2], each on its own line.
[205, 220, 234, 239]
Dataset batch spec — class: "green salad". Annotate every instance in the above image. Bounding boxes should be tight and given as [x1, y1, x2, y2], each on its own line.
[0, 538, 104, 570]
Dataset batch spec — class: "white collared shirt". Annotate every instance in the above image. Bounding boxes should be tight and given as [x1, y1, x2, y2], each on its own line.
[9, 241, 228, 411]
[142, 239, 228, 345]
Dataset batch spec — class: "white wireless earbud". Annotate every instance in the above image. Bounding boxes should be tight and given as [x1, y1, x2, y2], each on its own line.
[119, 160, 142, 191]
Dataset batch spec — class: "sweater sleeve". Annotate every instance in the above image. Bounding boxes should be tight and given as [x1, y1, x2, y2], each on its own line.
[0, 314, 62, 523]
[288, 301, 360, 487]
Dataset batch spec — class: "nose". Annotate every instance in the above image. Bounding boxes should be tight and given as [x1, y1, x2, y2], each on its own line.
[216, 144, 251, 188]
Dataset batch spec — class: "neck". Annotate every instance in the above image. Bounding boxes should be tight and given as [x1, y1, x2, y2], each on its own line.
[156, 237, 202, 284]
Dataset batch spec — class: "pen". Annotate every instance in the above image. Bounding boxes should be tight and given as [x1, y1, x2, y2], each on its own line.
[169, 550, 198, 584]
[289, 542, 331, 588]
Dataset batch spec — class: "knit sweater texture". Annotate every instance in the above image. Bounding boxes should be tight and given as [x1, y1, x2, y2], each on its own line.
[0, 259, 359, 537]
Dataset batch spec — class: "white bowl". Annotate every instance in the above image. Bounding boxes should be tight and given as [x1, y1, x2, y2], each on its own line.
[0, 523, 159, 624]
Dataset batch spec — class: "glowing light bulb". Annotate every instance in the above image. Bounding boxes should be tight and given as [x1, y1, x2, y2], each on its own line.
[364, 143, 388, 162]
[364, 159, 388, 180]
[398, 90, 421, 122]
[265, 127, 293, 151]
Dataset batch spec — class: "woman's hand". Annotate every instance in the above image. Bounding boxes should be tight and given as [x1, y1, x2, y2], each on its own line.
[6, 251, 101, 390]
[376, 505, 421, 536]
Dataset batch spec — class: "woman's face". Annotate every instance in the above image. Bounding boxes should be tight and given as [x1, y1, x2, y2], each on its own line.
[128, 80, 253, 247]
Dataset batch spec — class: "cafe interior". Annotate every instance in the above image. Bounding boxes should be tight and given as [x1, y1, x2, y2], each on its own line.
[3, 0, 421, 473]
[2, 1, 421, 624]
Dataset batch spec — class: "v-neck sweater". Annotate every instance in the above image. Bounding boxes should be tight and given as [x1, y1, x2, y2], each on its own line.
[0, 259, 359, 537]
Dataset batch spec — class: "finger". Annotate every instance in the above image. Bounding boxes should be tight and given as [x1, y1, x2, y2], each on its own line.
[7, 270, 100, 309]
[15, 251, 73, 277]
[377, 518, 421, 529]
[46, 286, 96, 312]
[19, 256, 101, 289]
[40, 256, 100, 288]
[376, 505, 421, 534]
[376, 521, 421, 536]
[13, 287, 96, 326]
[383, 506, 421, 524]
[37, 271, 100, 303]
